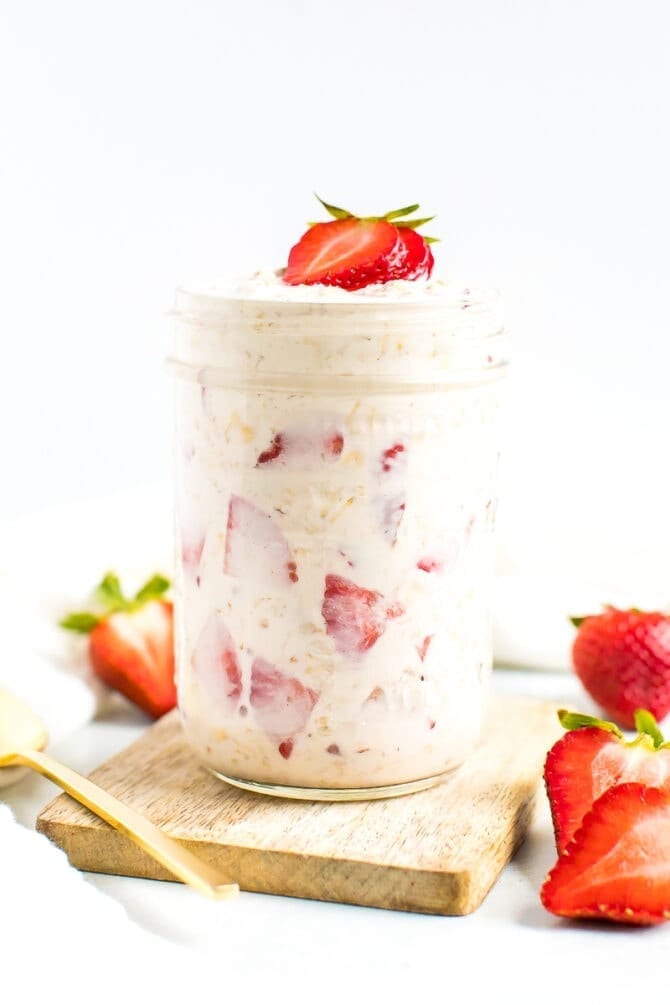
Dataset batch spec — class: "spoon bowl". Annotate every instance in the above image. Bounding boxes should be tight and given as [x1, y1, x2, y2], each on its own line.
[0, 687, 237, 900]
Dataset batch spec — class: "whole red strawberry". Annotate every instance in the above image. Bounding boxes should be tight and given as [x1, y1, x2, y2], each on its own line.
[282, 195, 436, 290]
[571, 607, 670, 729]
[61, 571, 176, 718]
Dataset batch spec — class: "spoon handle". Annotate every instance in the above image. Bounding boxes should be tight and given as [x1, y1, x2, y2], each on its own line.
[10, 748, 238, 900]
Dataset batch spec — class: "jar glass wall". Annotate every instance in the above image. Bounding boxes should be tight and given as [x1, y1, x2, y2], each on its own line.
[167, 281, 508, 800]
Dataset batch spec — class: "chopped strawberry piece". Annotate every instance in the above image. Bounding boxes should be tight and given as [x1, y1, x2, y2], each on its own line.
[322, 574, 403, 658]
[191, 612, 243, 712]
[417, 557, 443, 573]
[417, 635, 433, 662]
[256, 434, 284, 466]
[541, 782, 670, 925]
[325, 431, 344, 456]
[89, 600, 176, 719]
[381, 443, 406, 473]
[180, 526, 206, 585]
[255, 424, 344, 468]
[249, 657, 318, 750]
[224, 495, 299, 585]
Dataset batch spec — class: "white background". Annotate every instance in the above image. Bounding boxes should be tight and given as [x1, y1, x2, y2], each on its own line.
[2, 0, 669, 593]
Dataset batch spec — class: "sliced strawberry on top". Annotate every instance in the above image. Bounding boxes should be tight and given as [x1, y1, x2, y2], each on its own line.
[283, 218, 400, 290]
[544, 709, 670, 853]
[395, 227, 434, 281]
[191, 611, 243, 712]
[282, 196, 436, 291]
[322, 573, 404, 659]
[60, 572, 176, 719]
[541, 782, 670, 925]
[224, 494, 298, 586]
[249, 656, 318, 758]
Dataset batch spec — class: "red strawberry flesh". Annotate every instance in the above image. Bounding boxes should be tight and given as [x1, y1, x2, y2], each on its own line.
[322, 573, 403, 658]
[541, 782, 670, 925]
[545, 723, 670, 852]
[249, 656, 318, 752]
[225, 494, 298, 585]
[395, 227, 434, 281]
[191, 612, 243, 712]
[283, 219, 400, 289]
[572, 609, 670, 729]
[255, 426, 344, 468]
[89, 600, 176, 719]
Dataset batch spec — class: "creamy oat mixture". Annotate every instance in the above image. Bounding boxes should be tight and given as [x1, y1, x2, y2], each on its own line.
[169, 272, 506, 790]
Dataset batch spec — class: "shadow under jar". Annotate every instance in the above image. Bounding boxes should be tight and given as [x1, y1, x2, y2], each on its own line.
[166, 279, 509, 800]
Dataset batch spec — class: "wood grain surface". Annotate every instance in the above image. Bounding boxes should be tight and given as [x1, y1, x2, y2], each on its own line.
[36, 694, 562, 915]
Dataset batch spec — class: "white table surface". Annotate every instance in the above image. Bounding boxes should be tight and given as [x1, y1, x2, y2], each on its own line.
[6, 667, 669, 1002]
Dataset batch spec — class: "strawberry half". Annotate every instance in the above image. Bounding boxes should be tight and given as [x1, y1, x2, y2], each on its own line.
[545, 709, 670, 853]
[60, 572, 176, 719]
[570, 607, 670, 729]
[541, 782, 670, 925]
[282, 196, 435, 290]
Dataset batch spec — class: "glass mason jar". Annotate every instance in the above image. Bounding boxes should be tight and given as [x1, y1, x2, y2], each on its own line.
[167, 279, 508, 800]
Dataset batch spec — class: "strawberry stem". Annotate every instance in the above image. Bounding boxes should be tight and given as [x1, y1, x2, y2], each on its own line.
[569, 615, 592, 628]
[634, 709, 665, 748]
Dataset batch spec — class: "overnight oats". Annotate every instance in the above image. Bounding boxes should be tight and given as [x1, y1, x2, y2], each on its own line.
[167, 199, 508, 799]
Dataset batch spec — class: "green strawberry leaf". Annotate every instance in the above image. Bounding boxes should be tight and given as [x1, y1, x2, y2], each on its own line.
[95, 572, 127, 611]
[557, 709, 624, 738]
[59, 611, 101, 634]
[394, 215, 435, 230]
[314, 195, 353, 220]
[383, 203, 420, 220]
[134, 574, 171, 605]
[569, 615, 592, 628]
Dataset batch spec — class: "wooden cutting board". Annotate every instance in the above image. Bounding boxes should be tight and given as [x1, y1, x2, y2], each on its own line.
[36, 694, 562, 915]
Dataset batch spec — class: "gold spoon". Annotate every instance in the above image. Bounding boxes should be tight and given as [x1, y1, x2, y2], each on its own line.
[0, 687, 238, 900]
